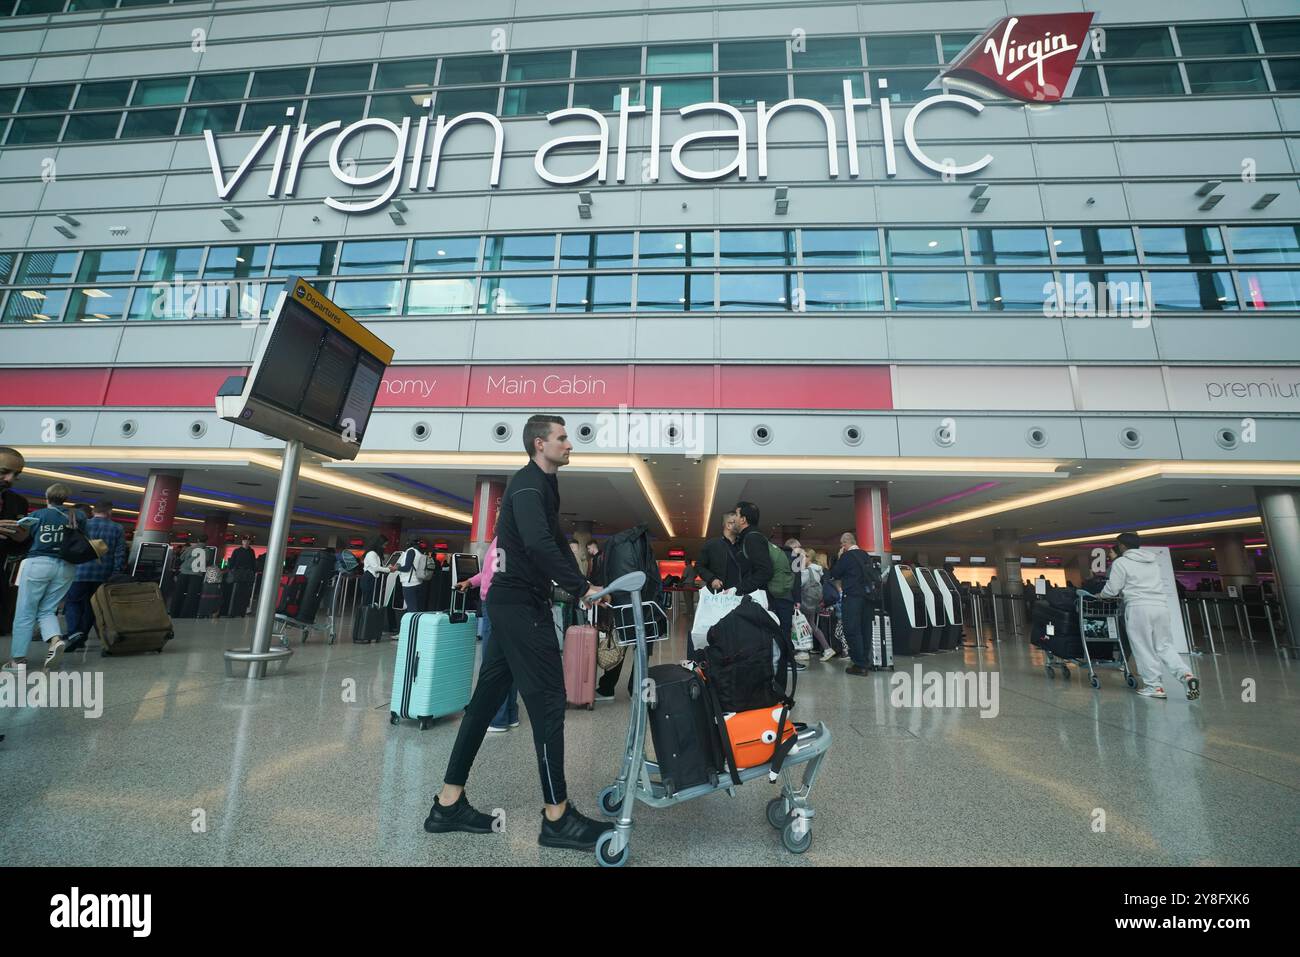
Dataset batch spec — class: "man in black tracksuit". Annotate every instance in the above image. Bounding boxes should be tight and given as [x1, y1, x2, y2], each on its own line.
[426, 414, 613, 852]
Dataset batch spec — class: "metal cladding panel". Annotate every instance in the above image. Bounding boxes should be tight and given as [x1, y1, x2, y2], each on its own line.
[1176, 418, 1300, 460]
[719, 318, 890, 361]
[0, 411, 100, 446]
[90, 412, 237, 448]
[352, 412, 463, 449]
[1062, 318, 1160, 363]
[717, 413, 899, 456]
[1080, 418, 1183, 460]
[115, 324, 260, 366]
[472, 318, 635, 361]
[888, 318, 1069, 362]
[29, 54, 90, 83]
[1155, 319, 1300, 363]
[897, 415, 1086, 458]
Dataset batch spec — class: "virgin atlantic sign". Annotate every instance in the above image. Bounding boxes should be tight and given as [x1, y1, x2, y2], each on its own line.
[941, 13, 1095, 103]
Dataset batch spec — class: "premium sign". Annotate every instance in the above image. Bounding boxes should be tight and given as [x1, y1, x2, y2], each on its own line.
[204, 81, 994, 213]
[940, 13, 1095, 103]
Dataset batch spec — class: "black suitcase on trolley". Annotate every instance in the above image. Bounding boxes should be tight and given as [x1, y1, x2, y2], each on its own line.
[354, 603, 384, 644]
[646, 664, 725, 797]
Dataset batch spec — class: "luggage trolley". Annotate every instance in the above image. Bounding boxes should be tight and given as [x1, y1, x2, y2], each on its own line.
[589, 571, 833, 868]
[1044, 595, 1136, 690]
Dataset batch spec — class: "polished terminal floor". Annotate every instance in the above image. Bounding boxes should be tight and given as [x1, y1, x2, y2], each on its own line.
[2, 613, 1298, 867]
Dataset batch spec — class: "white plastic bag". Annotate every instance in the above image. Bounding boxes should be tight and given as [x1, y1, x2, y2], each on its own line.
[690, 587, 743, 650]
[791, 608, 814, 652]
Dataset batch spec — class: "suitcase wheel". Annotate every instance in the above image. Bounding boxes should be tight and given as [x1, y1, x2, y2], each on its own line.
[419, 717, 433, 730]
[389, 712, 398, 725]
[587, 703, 595, 711]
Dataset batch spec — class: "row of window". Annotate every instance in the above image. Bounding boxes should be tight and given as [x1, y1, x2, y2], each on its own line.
[4, 268, 1298, 323]
[3, 0, 194, 12]
[2, 21, 1299, 145]
[3, 227, 1295, 288]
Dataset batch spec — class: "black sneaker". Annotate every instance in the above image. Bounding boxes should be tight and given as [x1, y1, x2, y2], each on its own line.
[845, 665, 870, 676]
[538, 802, 614, 851]
[423, 793, 496, 835]
[63, 632, 87, 654]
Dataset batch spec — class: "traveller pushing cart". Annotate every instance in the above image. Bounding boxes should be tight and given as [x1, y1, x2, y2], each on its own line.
[588, 570, 833, 868]
[1037, 593, 1136, 690]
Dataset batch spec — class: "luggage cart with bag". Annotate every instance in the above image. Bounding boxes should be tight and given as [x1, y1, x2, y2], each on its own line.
[1036, 594, 1136, 690]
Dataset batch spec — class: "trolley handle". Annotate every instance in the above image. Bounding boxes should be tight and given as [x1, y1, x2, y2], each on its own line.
[585, 571, 646, 605]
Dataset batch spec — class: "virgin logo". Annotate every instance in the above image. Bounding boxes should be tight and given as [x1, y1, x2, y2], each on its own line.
[942, 13, 1094, 103]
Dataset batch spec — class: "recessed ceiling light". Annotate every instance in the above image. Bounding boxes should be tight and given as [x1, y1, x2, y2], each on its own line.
[1052, 239, 1062, 246]
[992, 296, 1002, 302]
[235, 256, 245, 263]
[437, 249, 446, 255]
[82, 288, 110, 298]
[674, 243, 683, 250]
[20, 290, 45, 300]
[928, 240, 938, 248]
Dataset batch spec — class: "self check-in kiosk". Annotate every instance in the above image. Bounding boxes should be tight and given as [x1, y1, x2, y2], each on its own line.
[931, 568, 965, 650]
[886, 564, 928, 656]
[913, 567, 945, 653]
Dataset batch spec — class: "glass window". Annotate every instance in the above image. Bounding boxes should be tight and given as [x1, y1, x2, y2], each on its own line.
[866, 35, 937, 66]
[368, 93, 429, 122]
[62, 112, 122, 141]
[575, 46, 641, 78]
[2, 287, 68, 324]
[941, 33, 978, 62]
[719, 40, 786, 73]
[653, 78, 713, 109]
[801, 272, 885, 310]
[801, 229, 880, 265]
[638, 231, 714, 267]
[66, 286, 130, 322]
[120, 108, 180, 138]
[251, 68, 310, 98]
[311, 63, 372, 94]
[375, 58, 437, 91]
[435, 88, 499, 114]
[330, 279, 402, 317]
[479, 275, 552, 313]
[411, 237, 479, 272]
[886, 228, 963, 264]
[1185, 60, 1267, 94]
[1177, 23, 1256, 57]
[270, 242, 337, 277]
[1062, 271, 1145, 312]
[440, 55, 503, 86]
[140, 246, 204, 281]
[77, 249, 139, 283]
[636, 273, 714, 311]
[1229, 226, 1300, 263]
[1053, 227, 1137, 264]
[1141, 227, 1227, 264]
[502, 84, 567, 116]
[259, 281, 286, 318]
[719, 230, 793, 266]
[719, 272, 791, 310]
[1240, 271, 1300, 310]
[1104, 64, 1184, 96]
[485, 234, 554, 270]
[646, 44, 711, 75]
[5, 116, 63, 144]
[974, 272, 1055, 311]
[190, 72, 248, 102]
[16, 0, 67, 13]
[0, 252, 14, 282]
[571, 81, 639, 111]
[75, 80, 132, 109]
[305, 96, 366, 126]
[133, 76, 188, 105]
[0, 88, 20, 113]
[556, 273, 632, 311]
[203, 244, 269, 279]
[181, 104, 240, 134]
[406, 277, 477, 314]
[869, 70, 934, 103]
[1270, 58, 1300, 91]
[1073, 66, 1103, 97]
[795, 37, 862, 68]
[1259, 22, 1300, 54]
[127, 283, 200, 321]
[719, 74, 787, 106]
[240, 99, 301, 130]
[337, 240, 407, 275]
[507, 51, 571, 81]
[560, 233, 634, 269]
[1147, 271, 1238, 311]
[890, 272, 970, 310]
[17, 251, 77, 283]
[970, 228, 1051, 265]
[19, 84, 74, 113]
[1100, 27, 1174, 59]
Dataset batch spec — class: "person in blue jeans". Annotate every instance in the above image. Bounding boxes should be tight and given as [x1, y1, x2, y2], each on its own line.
[1, 482, 76, 672]
[63, 499, 126, 652]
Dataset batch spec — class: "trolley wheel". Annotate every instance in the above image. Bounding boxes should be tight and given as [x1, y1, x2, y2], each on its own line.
[1044, 666, 1055, 678]
[598, 785, 623, 818]
[1125, 674, 1137, 689]
[1089, 675, 1101, 690]
[595, 829, 628, 868]
[389, 712, 399, 726]
[1060, 666, 1070, 680]
[766, 796, 790, 830]
[781, 819, 812, 854]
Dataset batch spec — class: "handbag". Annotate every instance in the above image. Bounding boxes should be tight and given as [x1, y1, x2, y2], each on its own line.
[58, 508, 107, 566]
[597, 621, 625, 671]
[833, 610, 849, 657]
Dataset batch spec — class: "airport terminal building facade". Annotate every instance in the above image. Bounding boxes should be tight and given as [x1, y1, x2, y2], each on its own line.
[1, 0, 1300, 633]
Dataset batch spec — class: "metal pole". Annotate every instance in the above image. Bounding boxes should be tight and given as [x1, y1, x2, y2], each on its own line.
[1213, 600, 1227, 647]
[1181, 599, 1200, 655]
[1265, 602, 1280, 652]
[1243, 603, 1255, 644]
[1011, 597, 1022, 638]
[1199, 599, 1219, 656]
[991, 590, 1003, 643]
[233, 439, 301, 679]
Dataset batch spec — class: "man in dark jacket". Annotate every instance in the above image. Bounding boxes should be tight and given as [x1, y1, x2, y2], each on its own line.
[732, 501, 773, 596]
[693, 510, 741, 592]
[830, 532, 880, 676]
[225, 536, 257, 617]
[428, 414, 613, 853]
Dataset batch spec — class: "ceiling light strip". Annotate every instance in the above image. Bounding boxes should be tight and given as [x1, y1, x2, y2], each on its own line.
[1036, 517, 1263, 547]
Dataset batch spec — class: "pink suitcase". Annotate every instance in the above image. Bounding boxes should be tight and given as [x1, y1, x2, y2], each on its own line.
[563, 624, 598, 710]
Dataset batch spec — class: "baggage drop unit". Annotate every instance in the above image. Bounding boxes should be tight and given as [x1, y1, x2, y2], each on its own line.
[886, 565, 928, 656]
[931, 569, 965, 650]
[590, 572, 832, 868]
[913, 567, 945, 653]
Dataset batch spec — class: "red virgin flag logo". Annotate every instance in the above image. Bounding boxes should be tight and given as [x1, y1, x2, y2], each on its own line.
[941, 13, 1095, 103]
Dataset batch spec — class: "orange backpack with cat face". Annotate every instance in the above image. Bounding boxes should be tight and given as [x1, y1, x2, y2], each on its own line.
[722, 705, 799, 771]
